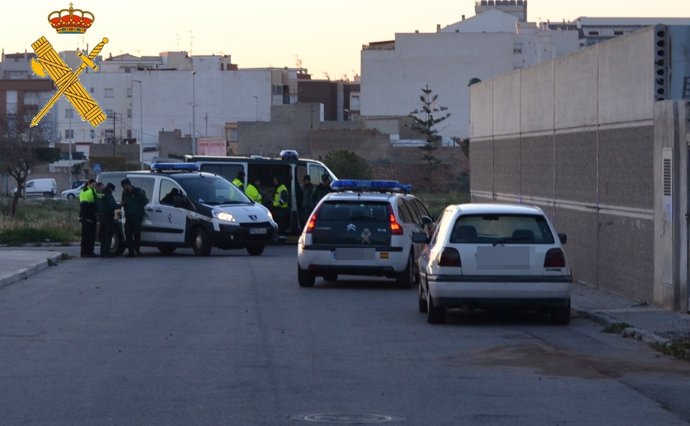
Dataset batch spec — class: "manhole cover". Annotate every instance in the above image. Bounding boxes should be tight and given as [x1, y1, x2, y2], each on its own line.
[292, 413, 404, 424]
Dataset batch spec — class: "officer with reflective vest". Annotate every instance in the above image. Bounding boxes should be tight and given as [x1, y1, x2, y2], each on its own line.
[271, 176, 289, 234]
[232, 170, 245, 190]
[245, 176, 263, 204]
[79, 178, 98, 257]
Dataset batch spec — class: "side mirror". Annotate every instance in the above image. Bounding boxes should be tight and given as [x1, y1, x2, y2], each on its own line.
[412, 231, 430, 244]
[558, 233, 567, 244]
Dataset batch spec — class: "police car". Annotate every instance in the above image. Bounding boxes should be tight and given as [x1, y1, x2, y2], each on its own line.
[108, 163, 278, 256]
[297, 179, 433, 288]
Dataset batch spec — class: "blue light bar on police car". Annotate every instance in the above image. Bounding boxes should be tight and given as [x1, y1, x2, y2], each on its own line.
[330, 179, 412, 193]
[151, 162, 200, 173]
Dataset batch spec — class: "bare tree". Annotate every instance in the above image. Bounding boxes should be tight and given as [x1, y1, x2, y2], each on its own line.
[0, 114, 50, 216]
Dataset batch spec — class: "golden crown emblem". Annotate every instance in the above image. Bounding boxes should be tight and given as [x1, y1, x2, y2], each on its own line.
[48, 3, 94, 34]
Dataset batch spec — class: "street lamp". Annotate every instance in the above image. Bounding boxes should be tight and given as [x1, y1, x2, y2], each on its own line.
[133, 79, 144, 169]
[68, 108, 73, 186]
[191, 71, 197, 155]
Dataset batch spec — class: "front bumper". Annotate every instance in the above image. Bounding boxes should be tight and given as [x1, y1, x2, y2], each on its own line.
[213, 222, 277, 248]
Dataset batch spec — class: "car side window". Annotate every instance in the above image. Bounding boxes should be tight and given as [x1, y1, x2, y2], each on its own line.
[127, 177, 154, 205]
[159, 179, 184, 206]
[396, 199, 414, 223]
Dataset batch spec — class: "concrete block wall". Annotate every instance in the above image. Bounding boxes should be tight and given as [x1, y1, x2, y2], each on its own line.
[469, 27, 658, 302]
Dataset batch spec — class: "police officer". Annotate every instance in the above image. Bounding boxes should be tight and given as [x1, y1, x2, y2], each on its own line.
[311, 173, 331, 207]
[232, 170, 245, 190]
[79, 178, 97, 257]
[245, 176, 263, 204]
[97, 183, 118, 258]
[271, 176, 289, 234]
[121, 178, 148, 257]
[301, 175, 315, 225]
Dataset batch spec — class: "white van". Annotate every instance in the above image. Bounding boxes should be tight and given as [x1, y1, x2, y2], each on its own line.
[16, 178, 57, 198]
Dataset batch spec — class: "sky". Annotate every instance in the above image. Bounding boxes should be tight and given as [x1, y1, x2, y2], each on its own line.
[3, 1, 690, 80]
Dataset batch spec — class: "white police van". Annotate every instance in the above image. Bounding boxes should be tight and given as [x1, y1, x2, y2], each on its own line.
[108, 163, 278, 256]
[184, 150, 337, 234]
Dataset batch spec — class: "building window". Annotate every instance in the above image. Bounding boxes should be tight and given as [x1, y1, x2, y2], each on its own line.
[127, 87, 132, 98]
[105, 109, 114, 117]
[127, 109, 132, 118]
[104, 88, 114, 98]
[65, 108, 74, 119]
[65, 129, 74, 139]
[89, 87, 94, 93]
[89, 129, 95, 139]
[272, 85, 283, 95]
[589, 31, 599, 36]
[614, 30, 624, 35]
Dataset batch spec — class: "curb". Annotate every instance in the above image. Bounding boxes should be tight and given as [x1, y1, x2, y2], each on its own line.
[0, 252, 64, 290]
[573, 305, 671, 346]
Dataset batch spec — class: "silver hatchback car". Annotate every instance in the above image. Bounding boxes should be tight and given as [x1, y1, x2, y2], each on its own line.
[415, 203, 572, 324]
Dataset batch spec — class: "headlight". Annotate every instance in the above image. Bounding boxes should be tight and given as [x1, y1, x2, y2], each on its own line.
[213, 210, 236, 222]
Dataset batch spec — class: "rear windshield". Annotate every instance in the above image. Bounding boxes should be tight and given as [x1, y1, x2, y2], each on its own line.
[312, 201, 391, 245]
[450, 214, 555, 244]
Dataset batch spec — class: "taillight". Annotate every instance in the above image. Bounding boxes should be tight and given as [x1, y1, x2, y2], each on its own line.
[544, 248, 565, 268]
[305, 207, 320, 234]
[438, 247, 462, 267]
[387, 205, 403, 235]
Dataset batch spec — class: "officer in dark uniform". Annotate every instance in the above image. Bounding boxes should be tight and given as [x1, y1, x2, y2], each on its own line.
[97, 183, 118, 258]
[121, 178, 148, 257]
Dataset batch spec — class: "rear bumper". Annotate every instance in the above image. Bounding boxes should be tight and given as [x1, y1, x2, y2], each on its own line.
[428, 276, 572, 308]
[298, 245, 408, 276]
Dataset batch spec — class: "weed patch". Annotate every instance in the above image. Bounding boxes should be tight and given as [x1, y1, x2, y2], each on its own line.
[603, 322, 632, 334]
[652, 340, 690, 361]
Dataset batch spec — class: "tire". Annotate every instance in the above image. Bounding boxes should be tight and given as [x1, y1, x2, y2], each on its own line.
[246, 244, 265, 256]
[395, 254, 414, 289]
[67, 194, 76, 200]
[192, 227, 212, 256]
[418, 281, 428, 313]
[323, 273, 337, 282]
[551, 298, 571, 325]
[297, 264, 315, 287]
[111, 228, 126, 257]
[158, 246, 176, 255]
[427, 293, 445, 324]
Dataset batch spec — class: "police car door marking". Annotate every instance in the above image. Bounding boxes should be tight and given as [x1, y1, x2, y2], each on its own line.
[168, 214, 173, 223]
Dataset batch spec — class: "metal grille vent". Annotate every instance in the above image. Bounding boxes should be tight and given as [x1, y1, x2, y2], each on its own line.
[663, 158, 672, 196]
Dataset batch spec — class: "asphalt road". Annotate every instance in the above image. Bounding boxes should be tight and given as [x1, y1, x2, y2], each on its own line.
[1, 245, 689, 425]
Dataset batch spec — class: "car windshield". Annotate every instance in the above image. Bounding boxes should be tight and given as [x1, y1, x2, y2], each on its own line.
[451, 214, 555, 244]
[178, 175, 251, 205]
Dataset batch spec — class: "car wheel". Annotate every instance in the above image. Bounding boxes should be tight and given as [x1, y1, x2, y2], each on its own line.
[427, 293, 445, 324]
[158, 246, 176, 255]
[395, 254, 414, 289]
[418, 281, 428, 313]
[67, 193, 76, 200]
[297, 264, 315, 287]
[111, 228, 125, 257]
[551, 298, 571, 325]
[246, 244, 264, 256]
[323, 273, 337, 282]
[192, 227, 212, 256]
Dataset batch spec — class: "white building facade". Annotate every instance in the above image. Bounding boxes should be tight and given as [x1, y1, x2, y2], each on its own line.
[360, 5, 580, 140]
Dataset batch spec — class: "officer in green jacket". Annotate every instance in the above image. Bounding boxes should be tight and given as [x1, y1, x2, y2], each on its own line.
[245, 176, 263, 204]
[79, 178, 97, 257]
[232, 170, 245, 190]
[121, 178, 148, 257]
[271, 176, 289, 234]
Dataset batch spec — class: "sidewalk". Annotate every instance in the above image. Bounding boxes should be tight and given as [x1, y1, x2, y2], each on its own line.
[0, 248, 688, 349]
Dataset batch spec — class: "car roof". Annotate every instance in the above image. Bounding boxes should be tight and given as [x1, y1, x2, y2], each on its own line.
[322, 191, 402, 202]
[448, 203, 545, 215]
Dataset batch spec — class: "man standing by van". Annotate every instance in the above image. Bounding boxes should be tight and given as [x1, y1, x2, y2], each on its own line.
[79, 178, 97, 257]
[232, 171, 245, 190]
[271, 176, 289, 234]
[121, 178, 148, 257]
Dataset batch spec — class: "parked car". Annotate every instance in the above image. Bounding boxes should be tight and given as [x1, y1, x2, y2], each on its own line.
[14, 178, 57, 198]
[297, 179, 433, 288]
[415, 203, 572, 324]
[61, 183, 85, 199]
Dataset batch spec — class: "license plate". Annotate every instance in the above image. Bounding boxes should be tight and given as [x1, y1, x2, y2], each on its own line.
[249, 227, 267, 235]
[335, 248, 374, 260]
[477, 246, 530, 269]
